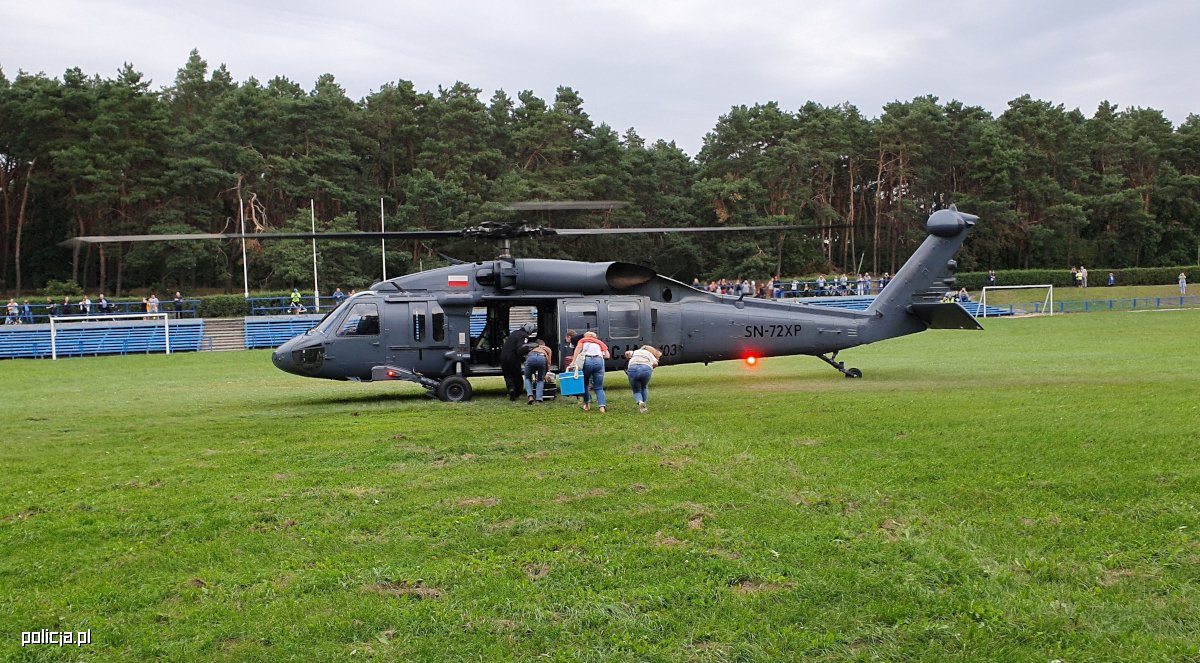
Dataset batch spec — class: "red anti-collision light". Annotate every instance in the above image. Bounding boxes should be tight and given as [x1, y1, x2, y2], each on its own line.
[745, 355, 758, 366]
[387, 369, 399, 378]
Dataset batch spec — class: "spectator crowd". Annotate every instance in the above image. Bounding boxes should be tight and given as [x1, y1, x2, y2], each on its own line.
[689, 273, 893, 299]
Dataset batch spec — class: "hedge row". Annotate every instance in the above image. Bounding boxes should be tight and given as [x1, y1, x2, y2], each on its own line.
[954, 266, 1195, 290]
[197, 291, 311, 317]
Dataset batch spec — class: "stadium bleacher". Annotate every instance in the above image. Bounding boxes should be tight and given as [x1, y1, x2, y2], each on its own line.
[798, 296, 1015, 317]
[0, 319, 205, 360]
[244, 316, 324, 349]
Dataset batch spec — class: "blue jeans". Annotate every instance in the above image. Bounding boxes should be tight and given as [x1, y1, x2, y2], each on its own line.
[627, 364, 652, 404]
[582, 356, 606, 407]
[523, 354, 548, 400]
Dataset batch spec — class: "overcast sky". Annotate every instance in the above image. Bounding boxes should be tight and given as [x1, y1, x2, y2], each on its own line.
[3, 0, 1197, 156]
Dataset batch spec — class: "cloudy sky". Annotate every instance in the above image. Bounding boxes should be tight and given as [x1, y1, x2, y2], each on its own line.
[3, 0, 1197, 156]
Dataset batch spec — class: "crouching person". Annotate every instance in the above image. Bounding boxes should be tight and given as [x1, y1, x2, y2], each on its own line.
[523, 339, 553, 404]
[623, 345, 662, 414]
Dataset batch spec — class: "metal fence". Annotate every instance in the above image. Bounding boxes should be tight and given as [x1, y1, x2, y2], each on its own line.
[1028, 295, 1200, 314]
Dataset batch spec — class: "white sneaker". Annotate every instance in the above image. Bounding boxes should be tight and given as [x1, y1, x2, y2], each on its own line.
[638, 402, 648, 414]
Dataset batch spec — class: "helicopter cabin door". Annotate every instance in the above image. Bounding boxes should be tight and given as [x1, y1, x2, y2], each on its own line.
[557, 296, 648, 369]
[390, 300, 452, 376]
[604, 296, 649, 361]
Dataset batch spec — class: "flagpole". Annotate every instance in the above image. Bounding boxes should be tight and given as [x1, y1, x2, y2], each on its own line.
[380, 197, 388, 281]
[239, 193, 249, 299]
[310, 199, 320, 311]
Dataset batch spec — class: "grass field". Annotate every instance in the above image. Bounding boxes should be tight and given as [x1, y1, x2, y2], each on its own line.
[971, 283, 1192, 308]
[2, 309, 1198, 661]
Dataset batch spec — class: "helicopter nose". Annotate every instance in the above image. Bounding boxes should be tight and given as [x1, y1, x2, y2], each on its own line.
[271, 347, 293, 373]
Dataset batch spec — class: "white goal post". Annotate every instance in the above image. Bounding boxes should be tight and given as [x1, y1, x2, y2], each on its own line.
[49, 312, 171, 360]
[978, 285, 1054, 318]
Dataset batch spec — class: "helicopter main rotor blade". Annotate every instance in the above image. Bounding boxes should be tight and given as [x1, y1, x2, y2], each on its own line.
[58, 230, 465, 249]
[549, 223, 845, 236]
[60, 222, 852, 248]
[499, 201, 628, 211]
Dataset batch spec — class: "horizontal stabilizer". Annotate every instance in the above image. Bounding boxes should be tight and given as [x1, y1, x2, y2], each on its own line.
[909, 303, 984, 330]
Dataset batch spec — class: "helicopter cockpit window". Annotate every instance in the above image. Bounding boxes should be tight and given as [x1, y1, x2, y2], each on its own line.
[608, 301, 640, 338]
[338, 303, 380, 337]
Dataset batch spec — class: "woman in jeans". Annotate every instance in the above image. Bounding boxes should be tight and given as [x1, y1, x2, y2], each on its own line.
[624, 345, 662, 413]
[570, 331, 610, 412]
[523, 339, 553, 404]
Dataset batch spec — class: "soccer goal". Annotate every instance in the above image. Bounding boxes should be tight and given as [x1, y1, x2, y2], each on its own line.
[49, 312, 172, 360]
[978, 285, 1053, 318]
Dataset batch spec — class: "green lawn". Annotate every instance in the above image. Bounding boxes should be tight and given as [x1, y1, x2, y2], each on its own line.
[2, 310, 1198, 661]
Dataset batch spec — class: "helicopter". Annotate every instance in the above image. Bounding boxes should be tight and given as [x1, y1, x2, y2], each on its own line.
[268, 206, 980, 401]
[63, 204, 982, 402]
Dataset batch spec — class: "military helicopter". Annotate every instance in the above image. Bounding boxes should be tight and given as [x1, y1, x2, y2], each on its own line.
[64, 204, 982, 401]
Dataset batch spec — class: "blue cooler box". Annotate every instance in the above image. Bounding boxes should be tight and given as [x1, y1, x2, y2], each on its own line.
[558, 370, 585, 396]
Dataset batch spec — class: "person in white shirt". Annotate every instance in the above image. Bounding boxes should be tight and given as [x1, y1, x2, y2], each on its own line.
[570, 331, 610, 412]
[623, 345, 662, 413]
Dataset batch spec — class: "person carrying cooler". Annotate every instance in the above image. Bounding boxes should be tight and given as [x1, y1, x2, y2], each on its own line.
[624, 345, 662, 413]
[569, 331, 610, 413]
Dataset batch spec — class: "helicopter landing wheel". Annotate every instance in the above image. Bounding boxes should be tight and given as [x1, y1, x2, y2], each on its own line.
[436, 376, 473, 402]
[844, 368, 862, 379]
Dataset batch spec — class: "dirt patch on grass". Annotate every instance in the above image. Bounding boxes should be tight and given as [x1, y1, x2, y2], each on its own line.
[457, 497, 500, 508]
[123, 479, 163, 489]
[630, 483, 648, 493]
[524, 563, 550, 580]
[688, 640, 729, 658]
[523, 451, 550, 460]
[250, 518, 297, 533]
[461, 453, 479, 460]
[794, 439, 823, 447]
[486, 518, 516, 532]
[343, 487, 383, 498]
[187, 577, 208, 589]
[879, 519, 905, 543]
[363, 580, 443, 599]
[487, 619, 520, 632]
[730, 578, 795, 594]
[272, 573, 294, 591]
[273, 473, 289, 480]
[1, 509, 43, 523]
[653, 531, 684, 548]
[687, 513, 705, 530]
[659, 458, 688, 469]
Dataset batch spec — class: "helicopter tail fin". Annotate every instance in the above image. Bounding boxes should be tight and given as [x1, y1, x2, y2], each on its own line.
[865, 207, 978, 325]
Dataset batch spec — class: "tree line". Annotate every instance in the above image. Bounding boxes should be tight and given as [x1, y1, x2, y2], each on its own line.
[2, 50, 1198, 297]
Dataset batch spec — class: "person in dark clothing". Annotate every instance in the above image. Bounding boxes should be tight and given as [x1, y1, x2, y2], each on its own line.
[500, 322, 536, 401]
